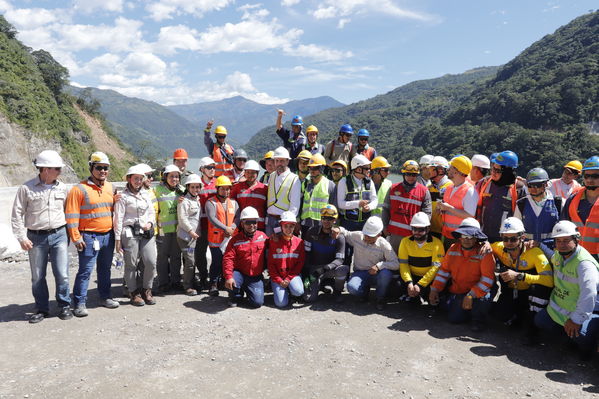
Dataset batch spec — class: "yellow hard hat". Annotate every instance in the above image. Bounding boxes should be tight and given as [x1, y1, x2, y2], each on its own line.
[372, 156, 391, 169]
[330, 160, 348, 173]
[306, 125, 319, 134]
[298, 150, 312, 160]
[214, 125, 228, 135]
[320, 204, 338, 219]
[263, 150, 274, 160]
[401, 160, 420, 174]
[450, 155, 473, 175]
[308, 153, 326, 167]
[215, 175, 232, 187]
[564, 160, 582, 172]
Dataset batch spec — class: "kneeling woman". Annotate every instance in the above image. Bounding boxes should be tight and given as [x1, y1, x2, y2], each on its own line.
[114, 165, 157, 306]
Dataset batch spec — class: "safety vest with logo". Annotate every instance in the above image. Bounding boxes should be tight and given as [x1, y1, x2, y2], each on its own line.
[517, 195, 559, 247]
[569, 189, 599, 255]
[267, 171, 298, 212]
[65, 180, 114, 244]
[155, 183, 179, 235]
[343, 176, 372, 222]
[207, 197, 236, 248]
[231, 181, 267, 230]
[301, 177, 331, 221]
[388, 182, 428, 236]
[428, 179, 452, 235]
[548, 246, 599, 326]
[442, 181, 473, 239]
[372, 179, 392, 216]
[212, 143, 234, 177]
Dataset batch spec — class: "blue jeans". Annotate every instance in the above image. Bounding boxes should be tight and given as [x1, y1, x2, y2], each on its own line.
[347, 268, 393, 300]
[27, 227, 70, 312]
[209, 247, 223, 284]
[271, 276, 304, 308]
[73, 231, 115, 306]
[535, 308, 599, 353]
[228, 271, 264, 308]
[442, 293, 492, 324]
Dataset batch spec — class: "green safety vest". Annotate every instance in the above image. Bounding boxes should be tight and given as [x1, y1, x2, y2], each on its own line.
[371, 179, 392, 216]
[342, 175, 372, 222]
[267, 172, 298, 211]
[155, 184, 179, 234]
[548, 245, 599, 326]
[301, 177, 331, 221]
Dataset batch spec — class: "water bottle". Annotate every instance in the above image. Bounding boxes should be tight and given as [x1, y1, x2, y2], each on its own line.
[114, 253, 124, 270]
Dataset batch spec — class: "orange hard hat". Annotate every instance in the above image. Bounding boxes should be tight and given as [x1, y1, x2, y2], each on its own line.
[173, 148, 188, 160]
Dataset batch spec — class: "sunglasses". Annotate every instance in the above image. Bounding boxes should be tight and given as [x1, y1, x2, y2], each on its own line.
[404, 173, 418, 177]
[584, 174, 599, 180]
[215, 135, 226, 139]
[203, 165, 215, 170]
[359, 137, 368, 140]
[309, 166, 322, 171]
[331, 168, 344, 173]
[94, 165, 109, 171]
[378, 168, 390, 173]
[491, 167, 503, 174]
[502, 236, 520, 243]
[145, 174, 154, 179]
[564, 168, 579, 175]
[527, 182, 544, 188]
[243, 220, 258, 225]
[412, 227, 427, 233]
[341, 133, 353, 137]
[461, 235, 476, 239]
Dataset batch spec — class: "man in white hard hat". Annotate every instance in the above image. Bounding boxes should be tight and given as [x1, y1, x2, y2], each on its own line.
[333, 216, 399, 310]
[66, 151, 119, 317]
[417, 154, 434, 187]
[222, 206, 268, 308]
[468, 154, 490, 192]
[427, 156, 452, 238]
[265, 146, 301, 236]
[11, 150, 72, 323]
[534, 220, 599, 361]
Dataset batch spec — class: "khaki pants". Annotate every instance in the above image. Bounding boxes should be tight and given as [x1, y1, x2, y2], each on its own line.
[122, 233, 156, 292]
[177, 237, 197, 290]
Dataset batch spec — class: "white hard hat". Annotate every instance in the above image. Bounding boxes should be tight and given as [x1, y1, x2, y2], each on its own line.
[126, 164, 148, 176]
[273, 146, 290, 159]
[430, 156, 449, 169]
[362, 216, 383, 237]
[183, 173, 202, 185]
[551, 220, 580, 238]
[240, 206, 259, 220]
[163, 164, 181, 175]
[499, 217, 525, 234]
[410, 212, 431, 228]
[459, 217, 481, 229]
[89, 151, 110, 165]
[244, 160, 260, 171]
[471, 154, 491, 169]
[137, 163, 155, 174]
[351, 154, 371, 170]
[198, 157, 216, 169]
[280, 211, 296, 223]
[34, 150, 64, 168]
[419, 154, 434, 166]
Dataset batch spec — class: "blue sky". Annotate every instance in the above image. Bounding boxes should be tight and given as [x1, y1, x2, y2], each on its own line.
[1, 0, 596, 106]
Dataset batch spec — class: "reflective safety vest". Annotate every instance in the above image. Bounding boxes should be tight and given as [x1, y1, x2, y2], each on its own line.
[372, 179, 392, 216]
[388, 182, 427, 236]
[155, 184, 179, 235]
[343, 176, 372, 222]
[548, 246, 599, 326]
[267, 172, 298, 212]
[478, 179, 517, 216]
[207, 197, 236, 248]
[199, 178, 216, 230]
[429, 179, 452, 234]
[212, 143, 234, 177]
[357, 146, 376, 161]
[477, 179, 518, 238]
[442, 181, 473, 239]
[231, 181, 267, 230]
[518, 195, 559, 247]
[65, 180, 114, 244]
[301, 177, 331, 221]
[569, 189, 599, 255]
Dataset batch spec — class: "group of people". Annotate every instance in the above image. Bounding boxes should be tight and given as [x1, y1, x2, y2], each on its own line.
[10, 111, 599, 361]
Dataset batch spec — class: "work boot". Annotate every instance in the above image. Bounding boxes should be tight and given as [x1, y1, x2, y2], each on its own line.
[130, 291, 145, 307]
[208, 283, 219, 297]
[73, 305, 88, 318]
[143, 289, 156, 305]
[29, 311, 48, 324]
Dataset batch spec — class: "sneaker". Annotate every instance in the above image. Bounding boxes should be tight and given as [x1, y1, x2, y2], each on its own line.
[58, 307, 73, 320]
[208, 283, 219, 297]
[99, 298, 120, 309]
[29, 311, 48, 324]
[73, 305, 88, 318]
[185, 288, 198, 297]
[322, 285, 334, 295]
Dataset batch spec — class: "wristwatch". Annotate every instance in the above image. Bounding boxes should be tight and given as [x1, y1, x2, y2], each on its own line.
[516, 273, 525, 281]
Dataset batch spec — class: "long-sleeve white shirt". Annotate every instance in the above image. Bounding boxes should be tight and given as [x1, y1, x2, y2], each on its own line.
[338, 227, 399, 271]
[336, 175, 378, 211]
[113, 187, 156, 238]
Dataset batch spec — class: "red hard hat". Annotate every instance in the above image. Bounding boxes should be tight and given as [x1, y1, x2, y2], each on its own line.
[173, 148, 188, 160]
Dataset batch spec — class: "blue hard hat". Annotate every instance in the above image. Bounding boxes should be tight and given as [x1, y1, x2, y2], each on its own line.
[490, 153, 499, 163]
[339, 124, 354, 134]
[357, 129, 370, 138]
[582, 156, 599, 171]
[494, 150, 518, 168]
[291, 115, 303, 126]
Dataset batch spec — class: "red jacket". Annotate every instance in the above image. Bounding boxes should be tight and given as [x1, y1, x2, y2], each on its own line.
[222, 230, 268, 279]
[230, 181, 268, 231]
[267, 234, 305, 284]
[199, 178, 216, 230]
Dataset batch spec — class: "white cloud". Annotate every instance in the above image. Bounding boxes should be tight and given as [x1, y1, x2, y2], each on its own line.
[337, 18, 350, 29]
[146, 0, 233, 21]
[288, 44, 353, 62]
[4, 8, 59, 30]
[53, 17, 146, 52]
[153, 24, 202, 55]
[312, 0, 439, 24]
[281, 0, 301, 6]
[73, 0, 124, 14]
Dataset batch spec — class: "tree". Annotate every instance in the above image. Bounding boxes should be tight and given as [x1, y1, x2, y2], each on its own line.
[0, 16, 17, 39]
[31, 49, 69, 98]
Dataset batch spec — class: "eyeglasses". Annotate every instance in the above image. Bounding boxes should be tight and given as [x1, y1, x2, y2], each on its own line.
[203, 166, 215, 170]
[331, 168, 344, 173]
[243, 220, 258, 225]
[491, 166, 503, 174]
[584, 174, 599, 180]
[94, 165, 109, 171]
[404, 173, 418, 177]
[215, 135, 226, 139]
[527, 182, 545, 188]
[502, 236, 520, 243]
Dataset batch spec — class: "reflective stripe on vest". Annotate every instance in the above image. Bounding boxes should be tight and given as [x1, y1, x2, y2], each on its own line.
[272, 253, 300, 259]
[155, 184, 179, 234]
[212, 143, 234, 177]
[372, 179, 392, 216]
[520, 195, 559, 244]
[235, 182, 267, 229]
[72, 182, 114, 232]
[388, 182, 427, 236]
[267, 172, 298, 211]
[442, 182, 473, 239]
[207, 198, 236, 247]
[301, 177, 331, 221]
[569, 189, 599, 254]
[343, 176, 372, 222]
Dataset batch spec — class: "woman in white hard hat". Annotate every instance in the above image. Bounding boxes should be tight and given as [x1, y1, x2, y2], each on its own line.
[177, 174, 203, 296]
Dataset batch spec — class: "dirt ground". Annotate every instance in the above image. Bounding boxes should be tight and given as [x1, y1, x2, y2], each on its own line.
[0, 257, 598, 399]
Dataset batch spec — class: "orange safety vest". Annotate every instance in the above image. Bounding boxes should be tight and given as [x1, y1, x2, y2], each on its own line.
[442, 181, 473, 239]
[207, 197, 236, 247]
[569, 189, 599, 254]
[212, 143, 234, 177]
[65, 180, 114, 243]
